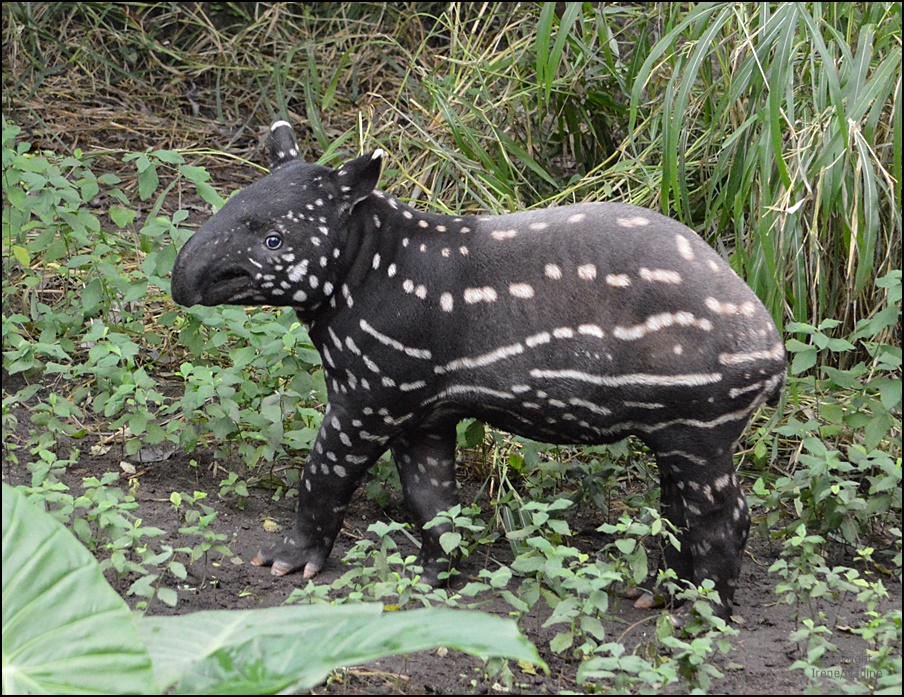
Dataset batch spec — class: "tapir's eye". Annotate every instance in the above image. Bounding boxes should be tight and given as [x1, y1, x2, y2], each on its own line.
[264, 233, 283, 250]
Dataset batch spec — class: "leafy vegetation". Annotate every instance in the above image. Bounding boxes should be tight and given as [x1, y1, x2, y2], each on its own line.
[2, 483, 543, 694]
[2, 2, 901, 693]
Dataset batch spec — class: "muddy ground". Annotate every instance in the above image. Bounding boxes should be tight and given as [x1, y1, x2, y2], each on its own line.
[3, 391, 900, 695]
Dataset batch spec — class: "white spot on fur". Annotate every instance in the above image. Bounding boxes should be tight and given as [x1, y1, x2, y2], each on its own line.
[606, 274, 631, 287]
[464, 287, 498, 304]
[544, 264, 562, 280]
[639, 267, 682, 284]
[568, 397, 612, 416]
[435, 343, 525, 374]
[719, 342, 784, 365]
[359, 320, 432, 360]
[491, 229, 518, 240]
[287, 260, 309, 283]
[676, 234, 695, 260]
[508, 283, 535, 298]
[525, 331, 551, 347]
[577, 264, 597, 281]
[400, 381, 427, 392]
[613, 312, 713, 340]
[616, 216, 650, 227]
[705, 297, 759, 316]
[578, 324, 605, 338]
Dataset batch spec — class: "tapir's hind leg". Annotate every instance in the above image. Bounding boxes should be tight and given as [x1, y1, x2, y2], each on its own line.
[648, 430, 751, 617]
[657, 460, 693, 584]
[391, 420, 460, 585]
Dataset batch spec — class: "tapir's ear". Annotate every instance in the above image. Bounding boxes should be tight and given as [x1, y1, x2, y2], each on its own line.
[334, 150, 385, 206]
[267, 121, 301, 171]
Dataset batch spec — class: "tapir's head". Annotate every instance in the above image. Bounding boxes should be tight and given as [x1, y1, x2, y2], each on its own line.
[171, 121, 384, 310]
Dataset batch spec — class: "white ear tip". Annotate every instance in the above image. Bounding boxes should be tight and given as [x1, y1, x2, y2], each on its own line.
[371, 149, 385, 160]
[271, 120, 292, 132]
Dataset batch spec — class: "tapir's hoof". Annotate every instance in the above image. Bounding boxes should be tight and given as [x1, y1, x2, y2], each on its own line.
[622, 586, 664, 609]
[270, 560, 293, 576]
[251, 537, 326, 579]
[633, 591, 662, 609]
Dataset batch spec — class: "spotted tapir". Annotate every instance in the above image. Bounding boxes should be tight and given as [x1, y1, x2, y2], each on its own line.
[171, 120, 785, 616]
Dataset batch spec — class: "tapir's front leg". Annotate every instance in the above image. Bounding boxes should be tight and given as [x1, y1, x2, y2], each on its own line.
[252, 408, 388, 577]
[392, 420, 460, 584]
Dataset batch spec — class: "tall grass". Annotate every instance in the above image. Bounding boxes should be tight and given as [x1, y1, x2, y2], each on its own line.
[626, 2, 901, 332]
[2, 2, 901, 335]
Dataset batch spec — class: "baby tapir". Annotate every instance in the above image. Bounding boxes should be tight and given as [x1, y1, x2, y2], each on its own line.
[171, 120, 786, 617]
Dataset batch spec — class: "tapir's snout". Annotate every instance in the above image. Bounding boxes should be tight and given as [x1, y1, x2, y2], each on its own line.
[171, 222, 256, 307]
[170, 231, 206, 307]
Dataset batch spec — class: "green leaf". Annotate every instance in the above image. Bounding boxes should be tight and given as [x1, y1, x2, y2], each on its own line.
[194, 180, 226, 209]
[177, 164, 210, 182]
[10, 244, 30, 265]
[157, 587, 179, 608]
[440, 531, 463, 554]
[864, 412, 893, 451]
[2, 483, 156, 694]
[875, 377, 902, 410]
[629, 545, 649, 585]
[549, 629, 574, 655]
[151, 149, 184, 165]
[139, 604, 543, 694]
[614, 538, 636, 555]
[460, 419, 486, 448]
[790, 347, 818, 374]
[137, 155, 159, 201]
[110, 205, 138, 228]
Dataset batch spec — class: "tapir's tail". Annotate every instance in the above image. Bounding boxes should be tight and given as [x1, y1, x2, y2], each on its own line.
[766, 367, 786, 407]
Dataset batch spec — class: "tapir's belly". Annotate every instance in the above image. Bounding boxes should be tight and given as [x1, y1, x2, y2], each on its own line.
[425, 337, 769, 446]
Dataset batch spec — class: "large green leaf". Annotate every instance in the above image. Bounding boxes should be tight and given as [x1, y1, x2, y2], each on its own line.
[2, 484, 542, 695]
[1, 483, 156, 695]
[140, 603, 544, 694]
